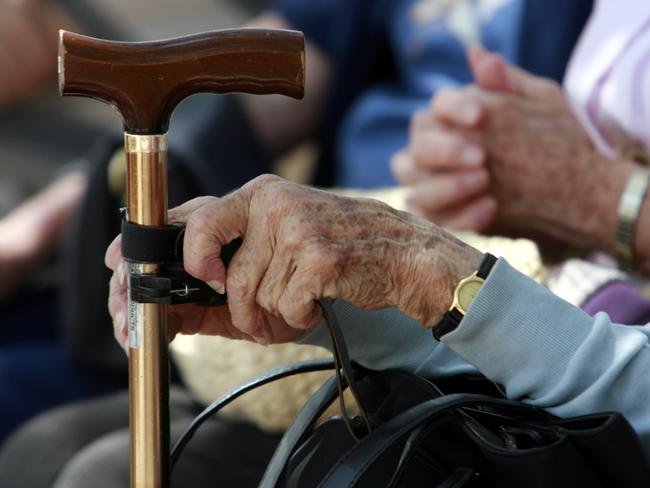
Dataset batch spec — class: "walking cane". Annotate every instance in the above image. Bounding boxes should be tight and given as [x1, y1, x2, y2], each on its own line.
[58, 29, 304, 487]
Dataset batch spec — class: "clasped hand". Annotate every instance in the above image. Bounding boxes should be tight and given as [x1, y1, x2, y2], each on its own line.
[392, 46, 610, 256]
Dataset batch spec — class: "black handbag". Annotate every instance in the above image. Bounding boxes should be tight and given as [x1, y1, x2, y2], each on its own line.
[172, 300, 650, 487]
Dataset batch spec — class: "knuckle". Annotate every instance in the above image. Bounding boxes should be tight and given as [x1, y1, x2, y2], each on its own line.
[255, 183, 297, 221]
[255, 288, 277, 316]
[278, 293, 311, 329]
[250, 173, 283, 191]
[185, 207, 210, 236]
[282, 227, 306, 253]
[226, 271, 252, 300]
[271, 189, 293, 212]
[302, 239, 339, 280]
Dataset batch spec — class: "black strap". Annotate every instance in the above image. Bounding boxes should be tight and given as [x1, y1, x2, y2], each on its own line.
[477, 252, 498, 279]
[121, 220, 242, 266]
[320, 299, 372, 437]
[432, 308, 464, 341]
[318, 394, 528, 488]
[121, 220, 185, 264]
[437, 467, 475, 488]
[259, 375, 342, 488]
[169, 358, 335, 471]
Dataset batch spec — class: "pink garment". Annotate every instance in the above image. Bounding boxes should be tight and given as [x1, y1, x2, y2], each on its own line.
[564, 0, 650, 157]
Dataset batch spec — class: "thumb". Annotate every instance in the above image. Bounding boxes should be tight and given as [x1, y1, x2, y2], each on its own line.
[180, 191, 250, 293]
[467, 44, 551, 99]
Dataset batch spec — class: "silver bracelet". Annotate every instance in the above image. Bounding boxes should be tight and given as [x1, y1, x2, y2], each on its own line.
[615, 169, 650, 271]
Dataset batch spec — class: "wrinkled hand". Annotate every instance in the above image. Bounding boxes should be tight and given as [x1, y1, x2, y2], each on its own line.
[391, 105, 495, 231]
[0, 0, 76, 107]
[107, 175, 482, 350]
[395, 46, 609, 253]
[391, 45, 504, 232]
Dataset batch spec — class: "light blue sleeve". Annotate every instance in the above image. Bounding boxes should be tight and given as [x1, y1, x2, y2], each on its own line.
[301, 258, 650, 458]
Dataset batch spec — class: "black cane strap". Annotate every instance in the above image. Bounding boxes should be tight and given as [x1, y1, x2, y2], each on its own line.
[121, 219, 242, 266]
[121, 220, 185, 264]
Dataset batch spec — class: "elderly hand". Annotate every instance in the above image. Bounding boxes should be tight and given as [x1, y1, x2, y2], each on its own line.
[395, 46, 616, 254]
[391, 46, 504, 232]
[106, 175, 482, 349]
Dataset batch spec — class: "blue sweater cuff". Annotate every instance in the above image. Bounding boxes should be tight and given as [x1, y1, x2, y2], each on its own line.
[443, 258, 600, 399]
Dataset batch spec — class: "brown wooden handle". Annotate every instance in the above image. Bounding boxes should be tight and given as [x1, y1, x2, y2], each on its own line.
[59, 29, 305, 134]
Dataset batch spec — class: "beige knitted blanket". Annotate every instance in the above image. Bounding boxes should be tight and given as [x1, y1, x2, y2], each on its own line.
[171, 186, 543, 432]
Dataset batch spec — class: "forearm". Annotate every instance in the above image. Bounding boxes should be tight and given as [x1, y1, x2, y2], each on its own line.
[444, 259, 650, 456]
[303, 259, 650, 459]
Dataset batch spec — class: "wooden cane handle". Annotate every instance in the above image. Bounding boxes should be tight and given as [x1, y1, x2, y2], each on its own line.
[58, 29, 305, 134]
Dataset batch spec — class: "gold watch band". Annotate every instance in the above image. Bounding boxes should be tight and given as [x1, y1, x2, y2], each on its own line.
[616, 169, 650, 272]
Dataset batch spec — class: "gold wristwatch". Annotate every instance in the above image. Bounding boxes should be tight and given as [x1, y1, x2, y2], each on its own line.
[433, 253, 497, 341]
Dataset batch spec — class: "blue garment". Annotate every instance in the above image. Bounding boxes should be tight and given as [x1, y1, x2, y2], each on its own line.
[0, 291, 121, 442]
[274, 0, 593, 187]
[0, 342, 120, 442]
[337, 0, 525, 187]
[302, 259, 650, 460]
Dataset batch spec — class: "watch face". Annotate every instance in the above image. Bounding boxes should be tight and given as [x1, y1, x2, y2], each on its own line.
[457, 277, 484, 312]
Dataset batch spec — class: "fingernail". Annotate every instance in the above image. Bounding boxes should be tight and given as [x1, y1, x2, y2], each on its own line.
[461, 103, 480, 124]
[460, 147, 483, 166]
[207, 280, 225, 295]
[117, 263, 125, 287]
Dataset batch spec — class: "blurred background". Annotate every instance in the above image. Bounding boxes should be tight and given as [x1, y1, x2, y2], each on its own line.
[0, 0, 266, 216]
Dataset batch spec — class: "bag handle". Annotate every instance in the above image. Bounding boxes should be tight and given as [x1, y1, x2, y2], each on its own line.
[319, 299, 372, 437]
[259, 374, 342, 487]
[318, 393, 528, 488]
[170, 300, 372, 479]
[169, 358, 335, 470]
[258, 300, 373, 487]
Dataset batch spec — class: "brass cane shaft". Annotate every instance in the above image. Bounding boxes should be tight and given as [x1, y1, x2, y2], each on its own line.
[125, 133, 170, 488]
